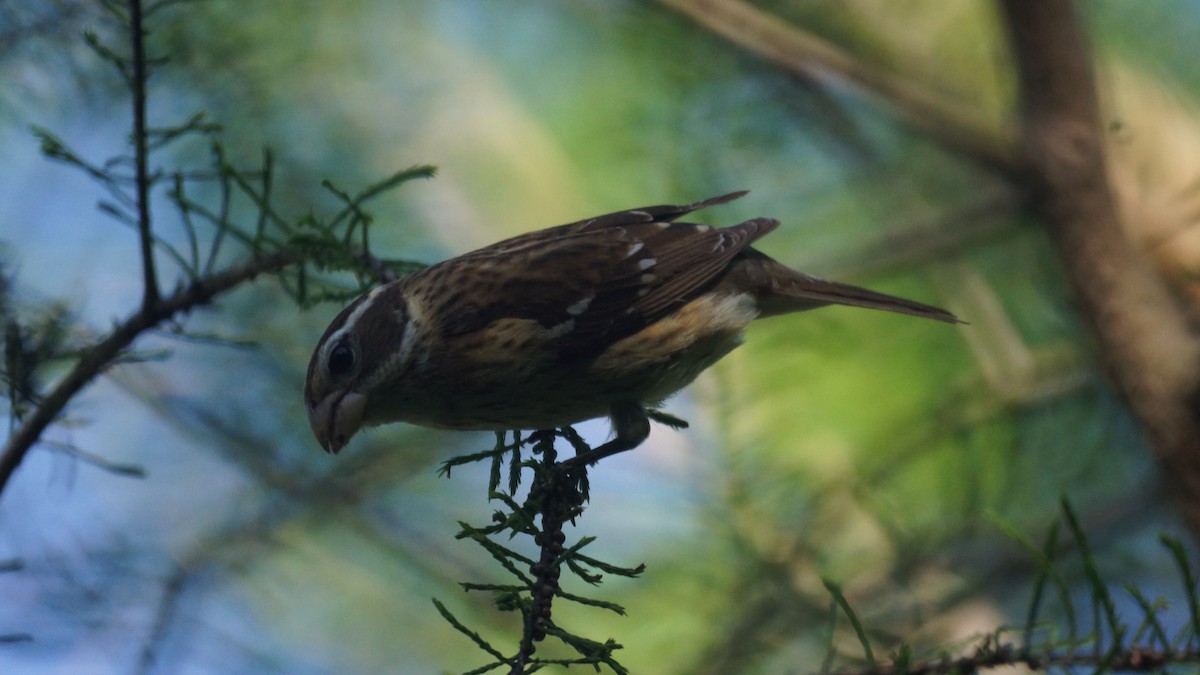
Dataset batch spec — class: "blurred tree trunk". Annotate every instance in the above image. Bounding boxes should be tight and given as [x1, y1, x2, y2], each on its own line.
[662, 0, 1200, 537]
[999, 0, 1200, 534]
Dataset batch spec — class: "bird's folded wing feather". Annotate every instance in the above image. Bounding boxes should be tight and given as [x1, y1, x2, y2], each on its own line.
[433, 193, 770, 358]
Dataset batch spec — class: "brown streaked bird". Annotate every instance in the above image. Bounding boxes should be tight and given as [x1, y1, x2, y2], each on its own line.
[305, 192, 958, 460]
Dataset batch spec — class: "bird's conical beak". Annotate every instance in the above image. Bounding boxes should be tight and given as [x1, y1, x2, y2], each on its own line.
[307, 391, 368, 454]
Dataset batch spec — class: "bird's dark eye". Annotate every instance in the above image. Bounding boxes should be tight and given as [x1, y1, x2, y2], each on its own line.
[328, 341, 355, 377]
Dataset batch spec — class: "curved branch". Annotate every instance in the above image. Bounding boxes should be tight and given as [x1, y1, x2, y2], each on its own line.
[0, 249, 298, 497]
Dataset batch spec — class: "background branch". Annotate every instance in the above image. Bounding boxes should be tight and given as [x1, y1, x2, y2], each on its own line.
[656, 0, 1021, 177]
[998, 0, 1200, 533]
[660, 0, 1200, 540]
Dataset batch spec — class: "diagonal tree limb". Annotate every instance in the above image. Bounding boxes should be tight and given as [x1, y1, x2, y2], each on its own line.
[656, 0, 1021, 177]
[0, 249, 298, 498]
[998, 0, 1200, 532]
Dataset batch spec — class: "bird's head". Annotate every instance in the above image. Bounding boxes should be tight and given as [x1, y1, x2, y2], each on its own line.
[304, 283, 414, 453]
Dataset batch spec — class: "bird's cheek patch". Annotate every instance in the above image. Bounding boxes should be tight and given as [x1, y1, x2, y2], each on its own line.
[331, 391, 368, 451]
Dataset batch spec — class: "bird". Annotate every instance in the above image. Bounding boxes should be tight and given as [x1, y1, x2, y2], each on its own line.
[304, 191, 959, 461]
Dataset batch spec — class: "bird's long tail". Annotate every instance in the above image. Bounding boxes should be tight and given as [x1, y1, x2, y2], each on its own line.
[730, 249, 961, 323]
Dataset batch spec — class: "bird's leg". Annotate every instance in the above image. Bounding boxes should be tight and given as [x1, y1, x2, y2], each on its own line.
[559, 401, 650, 468]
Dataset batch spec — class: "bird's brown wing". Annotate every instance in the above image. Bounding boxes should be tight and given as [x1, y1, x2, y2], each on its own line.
[430, 193, 773, 358]
[469, 191, 748, 254]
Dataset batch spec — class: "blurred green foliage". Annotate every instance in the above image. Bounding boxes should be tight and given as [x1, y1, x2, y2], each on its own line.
[3, 1, 1200, 673]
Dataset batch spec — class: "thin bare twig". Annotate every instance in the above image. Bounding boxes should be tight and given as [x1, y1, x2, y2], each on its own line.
[42, 440, 146, 477]
[134, 564, 189, 675]
[129, 0, 159, 310]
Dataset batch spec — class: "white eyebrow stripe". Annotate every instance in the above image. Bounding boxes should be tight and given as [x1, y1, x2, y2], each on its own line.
[324, 283, 390, 361]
